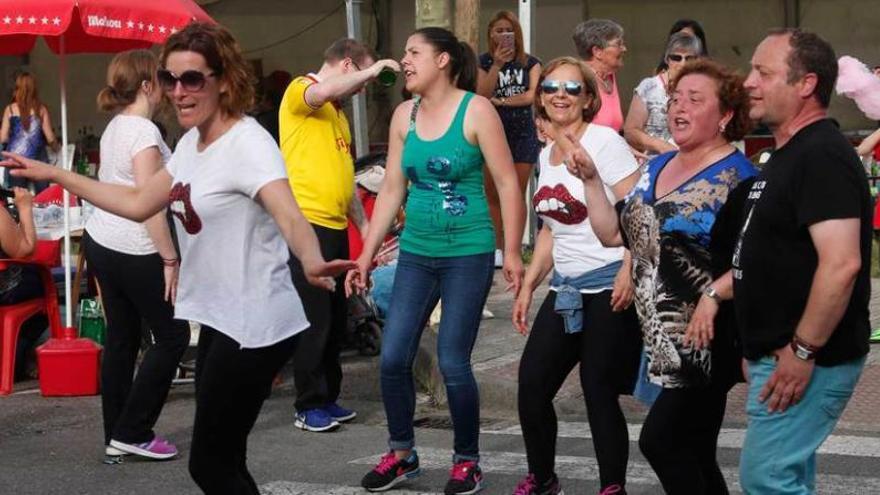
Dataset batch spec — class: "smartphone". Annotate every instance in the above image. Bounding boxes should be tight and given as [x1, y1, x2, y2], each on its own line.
[497, 32, 514, 51]
[0, 188, 14, 200]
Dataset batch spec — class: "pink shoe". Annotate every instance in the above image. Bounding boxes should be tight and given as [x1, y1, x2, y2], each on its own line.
[109, 436, 178, 460]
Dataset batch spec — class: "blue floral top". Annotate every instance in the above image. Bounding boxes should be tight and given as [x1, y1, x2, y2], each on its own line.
[620, 150, 757, 388]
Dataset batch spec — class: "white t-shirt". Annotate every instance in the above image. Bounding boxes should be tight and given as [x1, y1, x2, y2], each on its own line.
[166, 117, 308, 348]
[535, 124, 639, 291]
[86, 114, 171, 255]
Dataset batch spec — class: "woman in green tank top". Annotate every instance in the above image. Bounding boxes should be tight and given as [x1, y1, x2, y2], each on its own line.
[347, 27, 525, 495]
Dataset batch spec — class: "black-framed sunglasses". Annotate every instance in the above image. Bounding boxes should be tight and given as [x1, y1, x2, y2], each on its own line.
[667, 54, 698, 63]
[157, 69, 216, 92]
[540, 79, 584, 97]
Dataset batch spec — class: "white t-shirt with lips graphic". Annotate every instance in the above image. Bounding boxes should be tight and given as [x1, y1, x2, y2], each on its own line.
[166, 117, 309, 348]
[536, 124, 639, 290]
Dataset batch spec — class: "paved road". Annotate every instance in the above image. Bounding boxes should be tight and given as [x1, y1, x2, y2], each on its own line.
[2, 356, 879, 494]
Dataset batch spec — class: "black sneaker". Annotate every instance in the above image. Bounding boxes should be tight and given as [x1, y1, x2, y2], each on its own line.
[445, 460, 483, 494]
[361, 450, 421, 492]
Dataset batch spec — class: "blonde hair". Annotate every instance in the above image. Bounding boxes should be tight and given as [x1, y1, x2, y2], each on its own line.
[161, 22, 255, 117]
[486, 11, 526, 65]
[533, 56, 602, 122]
[12, 72, 42, 128]
[97, 50, 158, 113]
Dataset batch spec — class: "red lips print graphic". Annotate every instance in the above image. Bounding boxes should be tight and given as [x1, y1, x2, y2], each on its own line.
[169, 182, 202, 234]
[533, 183, 588, 225]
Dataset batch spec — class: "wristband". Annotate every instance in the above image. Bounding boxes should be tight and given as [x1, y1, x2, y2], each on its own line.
[790, 335, 820, 361]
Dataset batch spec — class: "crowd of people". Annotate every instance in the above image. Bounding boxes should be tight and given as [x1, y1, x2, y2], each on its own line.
[0, 10, 872, 495]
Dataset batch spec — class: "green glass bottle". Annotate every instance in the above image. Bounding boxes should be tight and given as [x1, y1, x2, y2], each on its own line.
[377, 67, 397, 87]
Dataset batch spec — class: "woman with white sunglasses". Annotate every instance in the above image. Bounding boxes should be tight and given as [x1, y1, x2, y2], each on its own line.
[510, 56, 642, 495]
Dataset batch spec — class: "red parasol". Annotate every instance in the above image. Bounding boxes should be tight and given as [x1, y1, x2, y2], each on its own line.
[0, 0, 212, 54]
[0, 0, 213, 338]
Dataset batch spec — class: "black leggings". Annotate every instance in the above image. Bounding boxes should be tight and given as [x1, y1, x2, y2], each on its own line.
[639, 382, 730, 494]
[518, 290, 641, 489]
[188, 326, 297, 495]
[84, 233, 189, 445]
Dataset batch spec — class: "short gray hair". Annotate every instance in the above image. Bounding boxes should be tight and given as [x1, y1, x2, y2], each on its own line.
[572, 19, 624, 60]
[665, 32, 703, 59]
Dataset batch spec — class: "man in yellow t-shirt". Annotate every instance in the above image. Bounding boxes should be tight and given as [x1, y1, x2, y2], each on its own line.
[280, 38, 400, 433]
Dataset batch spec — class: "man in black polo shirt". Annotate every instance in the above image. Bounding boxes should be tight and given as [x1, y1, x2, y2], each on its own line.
[733, 29, 871, 493]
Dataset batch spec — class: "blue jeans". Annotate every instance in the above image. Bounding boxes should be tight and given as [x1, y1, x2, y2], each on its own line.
[380, 250, 494, 462]
[740, 355, 866, 494]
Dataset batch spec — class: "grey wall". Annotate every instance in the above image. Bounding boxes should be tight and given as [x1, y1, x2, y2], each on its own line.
[15, 0, 880, 147]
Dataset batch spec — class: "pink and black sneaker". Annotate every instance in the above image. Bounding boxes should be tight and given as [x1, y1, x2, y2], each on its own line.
[445, 460, 483, 494]
[361, 450, 421, 492]
[512, 473, 564, 494]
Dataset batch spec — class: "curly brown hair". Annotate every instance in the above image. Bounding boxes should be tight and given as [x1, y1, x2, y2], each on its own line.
[668, 59, 753, 141]
[533, 56, 601, 123]
[161, 22, 255, 117]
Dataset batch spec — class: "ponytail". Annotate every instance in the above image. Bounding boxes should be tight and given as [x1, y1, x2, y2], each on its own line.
[413, 27, 477, 92]
[96, 49, 158, 113]
[455, 41, 477, 92]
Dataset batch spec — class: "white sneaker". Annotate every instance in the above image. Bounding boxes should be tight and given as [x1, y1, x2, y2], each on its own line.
[494, 249, 503, 268]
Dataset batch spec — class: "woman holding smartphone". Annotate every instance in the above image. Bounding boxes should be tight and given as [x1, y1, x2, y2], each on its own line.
[477, 11, 541, 268]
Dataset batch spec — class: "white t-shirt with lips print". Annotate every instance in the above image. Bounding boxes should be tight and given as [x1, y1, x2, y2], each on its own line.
[166, 116, 309, 348]
[536, 124, 639, 290]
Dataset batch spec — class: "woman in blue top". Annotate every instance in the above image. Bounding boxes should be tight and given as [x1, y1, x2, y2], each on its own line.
[0, 72, 58, 192]
[348, 27, 525, 495]
[561, 60, 756, 494]
[477, 11, 542, 267]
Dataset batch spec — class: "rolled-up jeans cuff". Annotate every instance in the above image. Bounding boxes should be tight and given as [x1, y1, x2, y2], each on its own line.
[453, 452, 480, 464]
[389, 439, 415, 452]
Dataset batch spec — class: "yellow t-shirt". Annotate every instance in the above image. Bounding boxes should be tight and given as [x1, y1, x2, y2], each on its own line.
[279, 75, 354, 230]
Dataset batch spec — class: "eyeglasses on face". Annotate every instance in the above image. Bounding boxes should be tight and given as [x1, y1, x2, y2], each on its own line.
[667, 54, 698, 63]
[606, 39, 626, 49]
[540, 79, 584, 97]
[157, 69, 216, 92]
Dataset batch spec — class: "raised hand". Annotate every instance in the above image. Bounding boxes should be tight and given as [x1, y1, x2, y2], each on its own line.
[558, 132, 599, 182]
[0, 152, 57, 182]
[370, 59, 401, 78]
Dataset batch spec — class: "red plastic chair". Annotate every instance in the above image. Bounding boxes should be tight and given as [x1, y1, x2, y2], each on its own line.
[0, 239, 63, 395]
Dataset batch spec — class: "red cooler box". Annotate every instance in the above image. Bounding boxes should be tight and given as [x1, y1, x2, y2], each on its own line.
[37, 332, 101, 396]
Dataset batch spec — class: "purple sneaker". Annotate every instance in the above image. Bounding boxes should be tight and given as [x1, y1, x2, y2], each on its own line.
[109, 436, 178, 460]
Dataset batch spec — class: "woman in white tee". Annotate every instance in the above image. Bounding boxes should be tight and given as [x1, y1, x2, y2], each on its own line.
[87, 50, 190, 462]
[2, 23, 353, 495]
[510, 57, 642, 495]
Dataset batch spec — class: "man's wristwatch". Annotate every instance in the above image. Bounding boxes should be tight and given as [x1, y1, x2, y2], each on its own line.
[703, 286, 721, 303]
[790, 335, 820, 361]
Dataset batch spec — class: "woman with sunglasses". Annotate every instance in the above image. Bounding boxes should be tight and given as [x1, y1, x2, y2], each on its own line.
[349, 27, 524, 495]
[85, 50, 189, 462]
[477, 10, 542, 268]
[564, 59, 755, 494]
[2, 23, 353, 495]
[624, 33, 703, 158]
[510, 56, 642, 495]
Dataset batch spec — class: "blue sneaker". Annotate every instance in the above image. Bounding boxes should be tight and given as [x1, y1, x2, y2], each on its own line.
[294, 408, 340, 432]
[324, 402, 357, 422]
